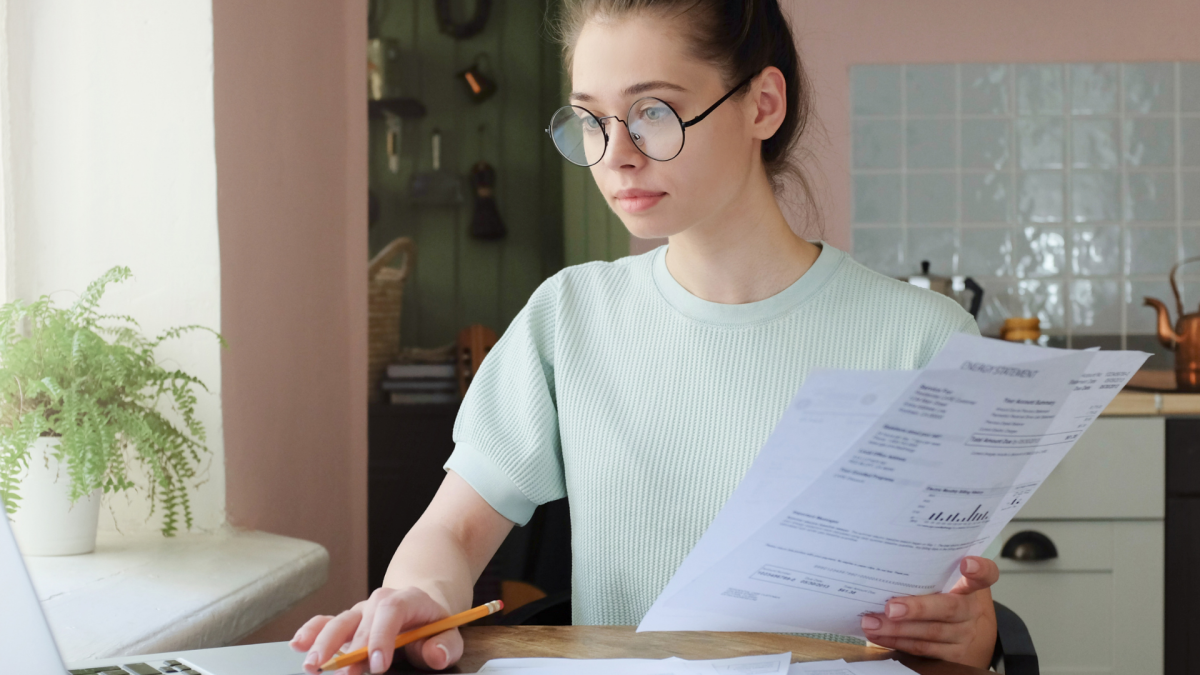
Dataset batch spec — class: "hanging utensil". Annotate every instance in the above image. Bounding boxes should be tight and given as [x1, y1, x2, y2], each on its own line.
[409, 128, 464, 206]
[457, 53, 497, 104]
[469, 161, 505, 240]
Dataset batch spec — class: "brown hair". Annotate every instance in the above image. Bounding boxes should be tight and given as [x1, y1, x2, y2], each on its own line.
[553, 0, 821, 229]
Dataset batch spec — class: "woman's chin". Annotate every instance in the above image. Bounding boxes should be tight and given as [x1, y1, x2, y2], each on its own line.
[615, 216, 684, 242]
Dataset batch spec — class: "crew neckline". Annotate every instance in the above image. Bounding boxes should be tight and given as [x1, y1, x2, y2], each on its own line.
[650, 241, 844, 326]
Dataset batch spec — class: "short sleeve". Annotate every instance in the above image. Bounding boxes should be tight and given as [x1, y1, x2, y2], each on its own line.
[443, 275, 566, 526]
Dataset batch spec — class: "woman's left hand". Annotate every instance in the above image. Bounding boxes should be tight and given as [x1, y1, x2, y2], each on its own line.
[859, 556, 999, 669]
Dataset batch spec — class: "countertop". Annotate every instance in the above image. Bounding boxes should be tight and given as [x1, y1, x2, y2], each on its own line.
[1103, 391, 1200, 415]
[1099, 369, 1200, 415]
[25, 527, 328, 662]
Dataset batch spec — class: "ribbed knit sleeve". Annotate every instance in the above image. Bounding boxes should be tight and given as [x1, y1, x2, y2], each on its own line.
[444, 274, 566, 526]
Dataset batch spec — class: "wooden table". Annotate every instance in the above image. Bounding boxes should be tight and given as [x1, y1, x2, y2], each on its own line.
[397, 626, 992, 674]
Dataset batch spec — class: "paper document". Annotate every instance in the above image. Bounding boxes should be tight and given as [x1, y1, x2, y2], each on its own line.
[640, 334, 1147, 636]
[476, 651, 791, 674]
[789, 660, 917, 675]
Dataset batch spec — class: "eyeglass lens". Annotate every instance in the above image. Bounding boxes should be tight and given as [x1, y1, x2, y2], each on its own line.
[548, 97, 684, 167]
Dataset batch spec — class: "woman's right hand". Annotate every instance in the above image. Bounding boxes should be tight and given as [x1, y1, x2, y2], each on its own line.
[290, 586, 463, 675]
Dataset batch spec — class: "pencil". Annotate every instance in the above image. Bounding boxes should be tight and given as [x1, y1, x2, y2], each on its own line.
[318, 599, 504, 672]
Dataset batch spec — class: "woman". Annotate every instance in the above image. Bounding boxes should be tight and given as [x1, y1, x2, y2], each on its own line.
[293, 1, 999, 672]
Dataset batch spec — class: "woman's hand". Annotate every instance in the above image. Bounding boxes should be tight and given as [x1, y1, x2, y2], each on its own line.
[289, 586, 462, 675]
[859, 556, 1000, 669]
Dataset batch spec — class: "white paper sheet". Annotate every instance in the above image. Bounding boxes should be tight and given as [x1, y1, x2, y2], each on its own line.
[787, 659, 917, 675]
[640, 334, 1147, 636]
[838, 661, 919, 674]
[475, 651, 792, 674]
[787, 659, 854, 675]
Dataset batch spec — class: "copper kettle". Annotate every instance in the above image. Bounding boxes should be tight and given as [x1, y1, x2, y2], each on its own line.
[1144, 256, 1200, 392]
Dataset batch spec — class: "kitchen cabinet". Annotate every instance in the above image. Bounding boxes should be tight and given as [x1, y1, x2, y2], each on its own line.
[990, 417, 1164, 675]
[1166, 418, 1200, 673]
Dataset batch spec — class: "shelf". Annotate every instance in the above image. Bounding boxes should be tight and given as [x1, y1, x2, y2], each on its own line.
[368, 97, 427, 120]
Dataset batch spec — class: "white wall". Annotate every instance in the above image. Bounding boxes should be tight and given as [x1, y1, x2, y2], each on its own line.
[7, 0, 224, 533]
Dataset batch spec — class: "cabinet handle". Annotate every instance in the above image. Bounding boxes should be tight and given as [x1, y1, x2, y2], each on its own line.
[1000, 530, 1058, 562]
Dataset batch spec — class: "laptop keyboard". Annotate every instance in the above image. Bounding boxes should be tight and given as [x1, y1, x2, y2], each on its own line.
[70, 661, 199, 675]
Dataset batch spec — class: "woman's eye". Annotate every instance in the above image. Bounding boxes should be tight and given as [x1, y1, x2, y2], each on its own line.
[638, 104, 670, 123]
[581, 116, 601, 130]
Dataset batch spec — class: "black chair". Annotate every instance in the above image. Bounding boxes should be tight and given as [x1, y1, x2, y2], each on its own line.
[500, 500, 1038, 675]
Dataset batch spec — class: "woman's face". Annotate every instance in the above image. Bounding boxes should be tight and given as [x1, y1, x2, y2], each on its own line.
[570, 14, 763, 241]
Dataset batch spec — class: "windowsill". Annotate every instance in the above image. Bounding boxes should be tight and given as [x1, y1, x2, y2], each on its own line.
[24, 527, 329, 663]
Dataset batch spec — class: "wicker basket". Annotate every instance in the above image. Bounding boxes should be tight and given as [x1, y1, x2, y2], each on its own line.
[368, 237, 416, 402]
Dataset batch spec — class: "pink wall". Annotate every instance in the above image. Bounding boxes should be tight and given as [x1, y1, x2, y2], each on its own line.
[632, 0, 1200, 256]
[788, 0, 1200, 251]
[212, 0, 368, 642]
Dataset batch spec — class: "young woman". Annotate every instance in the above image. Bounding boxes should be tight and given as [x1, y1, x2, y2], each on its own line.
[293, 1, 999, 672]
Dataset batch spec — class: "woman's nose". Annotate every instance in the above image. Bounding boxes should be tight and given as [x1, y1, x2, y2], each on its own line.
[603, 119, 644, 168]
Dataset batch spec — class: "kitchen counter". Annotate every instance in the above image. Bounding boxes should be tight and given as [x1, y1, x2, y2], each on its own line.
[1103, 391, 1200, 415]
[24, 527, 328, 662]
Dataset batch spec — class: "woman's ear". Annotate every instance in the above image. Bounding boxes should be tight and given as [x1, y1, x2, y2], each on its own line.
[748, 66, 787, 141]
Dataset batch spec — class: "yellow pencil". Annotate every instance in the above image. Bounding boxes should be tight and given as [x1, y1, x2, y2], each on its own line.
[319, 600, 504, 672]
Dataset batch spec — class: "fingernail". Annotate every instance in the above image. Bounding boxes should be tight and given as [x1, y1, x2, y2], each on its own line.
[370, 650, 384, 673]
[965, 558, 980, 574]
[861, 615, 882, 630]
[436, 643, 450, 668]
[304, 651, 318, 667]
[886, 602, 908, 619]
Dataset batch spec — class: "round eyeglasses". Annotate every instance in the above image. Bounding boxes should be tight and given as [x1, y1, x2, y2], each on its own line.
[545, 73, 754, 167]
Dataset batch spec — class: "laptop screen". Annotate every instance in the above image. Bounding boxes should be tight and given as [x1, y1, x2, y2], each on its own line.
[0, 500, 70, 673]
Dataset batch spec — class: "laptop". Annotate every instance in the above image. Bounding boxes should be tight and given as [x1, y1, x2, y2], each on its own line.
[1, 500, 306, 675]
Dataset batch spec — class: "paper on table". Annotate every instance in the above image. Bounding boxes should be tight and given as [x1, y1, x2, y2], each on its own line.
[840, 660, 919, 674]
[787, 660, 853, 675]
[787, 659, 917, 675]
[476, 652, 792, 674]
[640, 334, 1147, 636]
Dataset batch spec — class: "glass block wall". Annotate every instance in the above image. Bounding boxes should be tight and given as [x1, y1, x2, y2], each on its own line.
[850, 62, 1200, 364]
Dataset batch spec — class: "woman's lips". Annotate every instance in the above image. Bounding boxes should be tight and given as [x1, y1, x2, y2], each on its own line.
[615, 189, 666, 213]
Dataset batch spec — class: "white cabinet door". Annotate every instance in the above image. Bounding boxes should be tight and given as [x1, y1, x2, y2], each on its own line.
[1017, 417, 1164, 520]
[991, 520, 1163, 675]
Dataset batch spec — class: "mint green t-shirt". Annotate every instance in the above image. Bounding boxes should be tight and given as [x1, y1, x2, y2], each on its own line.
[444, 242, 981, 628]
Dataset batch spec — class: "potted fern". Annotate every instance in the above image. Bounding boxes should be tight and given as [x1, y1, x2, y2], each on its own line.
[0, 266, 224, 554]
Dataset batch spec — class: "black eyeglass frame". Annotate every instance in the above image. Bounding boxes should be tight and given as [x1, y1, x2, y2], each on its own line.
[545, 72, 756, 167]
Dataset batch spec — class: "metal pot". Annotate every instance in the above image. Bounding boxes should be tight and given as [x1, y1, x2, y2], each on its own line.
[899, 260, 984, 319]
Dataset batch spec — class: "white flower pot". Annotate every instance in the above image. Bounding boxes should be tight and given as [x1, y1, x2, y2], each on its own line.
[9, 436, 101, 556]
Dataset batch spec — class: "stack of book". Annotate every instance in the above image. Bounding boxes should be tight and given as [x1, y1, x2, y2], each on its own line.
[382, 362, 459, 404]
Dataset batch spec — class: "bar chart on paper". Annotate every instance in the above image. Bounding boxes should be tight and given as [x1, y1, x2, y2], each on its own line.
[903, 485, 1009, 530]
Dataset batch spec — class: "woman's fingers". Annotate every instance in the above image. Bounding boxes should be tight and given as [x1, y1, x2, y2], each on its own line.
[366, 589, 434, 671]
[420, 627, 464, 670]
[296, 588, 463, 673]
[290, 614, 334, 653]
[881, 591, 974, 624]
[866, 634, 969, 663]
[401, 628, 464, 671]
[861, 613, 970, 643]
[303, 607, 364, 675]
[949, 556, 1000, 595]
